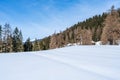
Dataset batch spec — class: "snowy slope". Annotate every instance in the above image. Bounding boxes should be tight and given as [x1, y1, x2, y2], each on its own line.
[0, 46, 120, 80]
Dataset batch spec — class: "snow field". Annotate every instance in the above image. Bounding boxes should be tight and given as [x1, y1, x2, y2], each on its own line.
[0, 46, 120, 80]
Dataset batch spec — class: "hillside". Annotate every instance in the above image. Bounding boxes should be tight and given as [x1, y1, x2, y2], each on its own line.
[0, 6, 120, 53]
[38, 6, 120, 50]
[0, 46, 120, 80]
[38, 12, 107, 49]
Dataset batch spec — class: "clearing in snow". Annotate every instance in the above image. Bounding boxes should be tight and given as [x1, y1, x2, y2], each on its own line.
[0, 46, 120, 80]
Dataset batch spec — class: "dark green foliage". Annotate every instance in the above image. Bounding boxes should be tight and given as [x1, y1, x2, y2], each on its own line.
[33, 39, 40, 51]
[77, 13, 106, 41]
[0, 25, 2, 40]
[61, 13, 107, 43]
[39, 36, 50, 50]
[12, 27, 23, 52]
[0, 25, 2, 52]
[24, 38, 33, 51]
[2, 23, 13, 52]
[0, 6, 120, 52]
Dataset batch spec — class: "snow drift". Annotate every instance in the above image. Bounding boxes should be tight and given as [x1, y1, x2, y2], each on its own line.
[0, 46, 120, 80]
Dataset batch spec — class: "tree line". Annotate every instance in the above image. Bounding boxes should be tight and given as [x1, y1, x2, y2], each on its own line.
[48, 6, 120, 49]
[31, 6, 120, 50]
[0, 24, 50, 53]
[0, 24, 23, 52]
[48, 6, 120, 48]
[101, 6, 120, 45]
[0, 6, 120, 53]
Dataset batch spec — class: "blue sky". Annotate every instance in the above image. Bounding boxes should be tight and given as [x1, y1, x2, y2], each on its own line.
[0, 0, 120, 41]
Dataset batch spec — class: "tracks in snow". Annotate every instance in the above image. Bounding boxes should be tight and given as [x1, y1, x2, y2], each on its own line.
[32, 50, 119, 80]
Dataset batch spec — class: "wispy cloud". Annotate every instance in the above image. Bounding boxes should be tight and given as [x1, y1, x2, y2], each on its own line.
[0, 0, 120, 41]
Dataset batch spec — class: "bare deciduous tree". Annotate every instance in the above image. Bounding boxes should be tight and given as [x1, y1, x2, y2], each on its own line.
[101, 6, 120, 45]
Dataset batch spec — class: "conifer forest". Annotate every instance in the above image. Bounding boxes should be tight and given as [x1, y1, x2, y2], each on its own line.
[0, 6, 120, 53]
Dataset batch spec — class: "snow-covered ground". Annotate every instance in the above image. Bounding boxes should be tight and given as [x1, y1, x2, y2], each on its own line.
[0, 46, 120, 80]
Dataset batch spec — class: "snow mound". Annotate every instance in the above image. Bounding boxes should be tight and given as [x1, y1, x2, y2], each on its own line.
[95, 41, 102, 45]
[0, 46, 120, 80]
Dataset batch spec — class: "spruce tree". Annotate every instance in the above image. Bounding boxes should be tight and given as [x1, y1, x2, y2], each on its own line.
[13, 27, 23, 52]
[2, 23, 12, 52]
[0, 25, 2, 52]
[39, 38, 50, 50]
[33, 39, 40, 51]
[19, 30, 23, 51]
[24, 38, 33, 51]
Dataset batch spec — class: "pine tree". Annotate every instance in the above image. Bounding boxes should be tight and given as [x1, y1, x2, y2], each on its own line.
[19, 30, 23, 51]
[39, 41, 45, 50]
[13, 27, 19, 52]
[6, 35, 13, 52]
[41, 37, 50, 50]
[33, 39, 40, 51]
[24, 38, 33, 51]
[13, 27, 23, 52]
[2, 23, 13, 52]
[0, 25, 2, 52]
